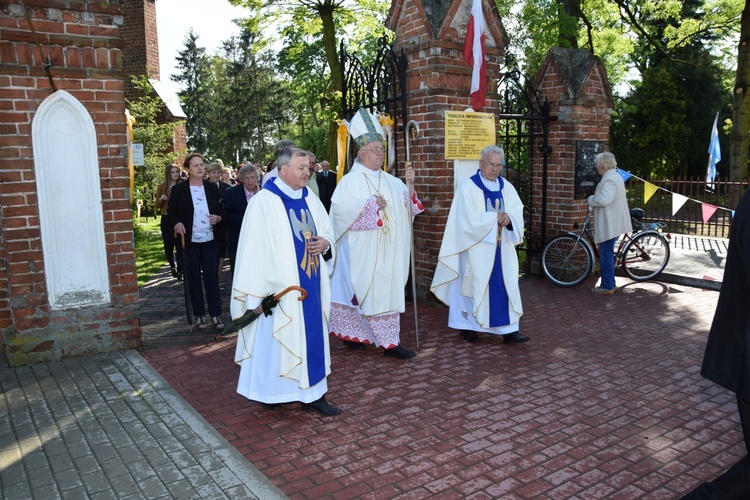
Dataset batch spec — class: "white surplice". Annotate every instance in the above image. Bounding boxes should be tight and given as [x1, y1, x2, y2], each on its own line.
[328, 161, 423, 347]
[431, 174, 524, 334]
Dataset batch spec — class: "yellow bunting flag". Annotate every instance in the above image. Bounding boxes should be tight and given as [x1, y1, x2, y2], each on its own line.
[701, 204, 718, 223]
[671, 193, 688, 216]
[337, 119, 349, 183]
[643, 182, 658, 204]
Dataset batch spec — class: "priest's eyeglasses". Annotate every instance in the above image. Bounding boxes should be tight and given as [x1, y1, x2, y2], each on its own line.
[361, 147, 385, 155]
[481, 160, 503, 169]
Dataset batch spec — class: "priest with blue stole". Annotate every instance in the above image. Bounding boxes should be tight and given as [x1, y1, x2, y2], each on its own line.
[232, 147, 341, 416]
[430, 145, 529, 344]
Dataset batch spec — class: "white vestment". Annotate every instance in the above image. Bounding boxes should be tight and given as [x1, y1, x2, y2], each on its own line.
[430, 174, 524, 334]
[232, 180, 335, 403]
[328, 161, 422, 347]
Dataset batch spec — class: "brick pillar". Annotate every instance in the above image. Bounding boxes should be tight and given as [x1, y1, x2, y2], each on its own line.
[386, 0, 508, 297]
[0, 0, 141, 365]
[121, 0, 160, 101]
[531, 48, 613, 268]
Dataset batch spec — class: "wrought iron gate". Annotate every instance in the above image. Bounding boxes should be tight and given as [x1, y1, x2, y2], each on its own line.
[339, 36, 408, 175]
[496, 64, 557, 270]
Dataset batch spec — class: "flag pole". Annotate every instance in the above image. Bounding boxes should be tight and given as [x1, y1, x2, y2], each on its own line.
[405, 120, 420, 349]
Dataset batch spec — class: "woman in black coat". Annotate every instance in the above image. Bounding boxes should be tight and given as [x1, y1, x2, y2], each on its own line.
[166, 153, 226, 331]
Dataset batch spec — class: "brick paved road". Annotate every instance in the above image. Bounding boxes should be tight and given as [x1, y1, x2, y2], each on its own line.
[141, 268, 741, 498]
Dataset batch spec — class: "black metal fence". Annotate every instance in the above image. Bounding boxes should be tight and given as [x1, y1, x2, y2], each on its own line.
[625, 176, 750, 237]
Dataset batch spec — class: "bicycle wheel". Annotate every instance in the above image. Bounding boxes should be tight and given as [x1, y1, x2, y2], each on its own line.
[541, 235, 594, 287]
[622, 232, 670, 281]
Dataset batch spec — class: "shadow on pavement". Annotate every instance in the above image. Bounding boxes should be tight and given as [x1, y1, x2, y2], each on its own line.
[141, 264, 740, 499]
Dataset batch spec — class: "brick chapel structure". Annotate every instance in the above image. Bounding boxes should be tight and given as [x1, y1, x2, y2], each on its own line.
[0, 0, 613, 364]
[0, 0, 183, 366]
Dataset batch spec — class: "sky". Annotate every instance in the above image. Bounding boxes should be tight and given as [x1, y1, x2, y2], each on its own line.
[155, 0, 251, 97]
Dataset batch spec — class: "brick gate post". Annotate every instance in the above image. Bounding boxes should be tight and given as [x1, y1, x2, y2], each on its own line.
[530, 48, 614, 272]
[386, 0, 508, 298]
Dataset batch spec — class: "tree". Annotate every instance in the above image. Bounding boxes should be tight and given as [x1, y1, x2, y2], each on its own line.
[499, 0, 741, 178]
[126, 76, 183, 216]
[171, 27, 297, 165]
[229, 0, 389, 161]
[731, 3, 750, 179]
[172, 30, 212, 154]
[607, 0, 735, 177]
[214, 30, 296, 164]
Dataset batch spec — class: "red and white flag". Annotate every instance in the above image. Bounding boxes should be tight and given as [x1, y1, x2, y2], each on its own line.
[463, 0, 486, 111]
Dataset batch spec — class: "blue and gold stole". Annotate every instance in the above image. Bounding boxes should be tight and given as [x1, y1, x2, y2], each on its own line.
[266, 179, 326, 386]
[470, 171, 510, 327]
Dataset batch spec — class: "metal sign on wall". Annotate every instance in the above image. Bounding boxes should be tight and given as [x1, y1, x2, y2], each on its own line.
[444, 111, 496, 159]
[131, 143, 145, 167]
[575, 140, 605, 199]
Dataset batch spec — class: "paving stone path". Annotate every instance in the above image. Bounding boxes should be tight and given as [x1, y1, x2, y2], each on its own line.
[142, 268, 741, 499]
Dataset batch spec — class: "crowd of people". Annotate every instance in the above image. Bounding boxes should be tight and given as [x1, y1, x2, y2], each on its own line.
[150, 111, 750, 493]
[154, 108, 641, 417]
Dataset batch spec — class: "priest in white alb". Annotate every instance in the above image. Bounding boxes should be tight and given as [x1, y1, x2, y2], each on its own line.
[232, 147, 341, 416]
[430, 145, 528, 344]
[329, 108, 424, 359]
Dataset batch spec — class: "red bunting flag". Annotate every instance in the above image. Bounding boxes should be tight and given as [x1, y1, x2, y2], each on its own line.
[463, 0, 486, 111]
[701, 203, 718, 223]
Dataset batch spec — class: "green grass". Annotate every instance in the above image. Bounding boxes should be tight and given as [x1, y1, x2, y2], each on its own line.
[134, 217, 165, 287]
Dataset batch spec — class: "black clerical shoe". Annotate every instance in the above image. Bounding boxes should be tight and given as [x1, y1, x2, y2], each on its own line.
[383, 345, 416, 359]
[301, 396, 342, 416]
[261, 402, 281, 410]
[460, 330, 480, 343]
[344, 340, 366, 350]
[503, 331, 530, 344]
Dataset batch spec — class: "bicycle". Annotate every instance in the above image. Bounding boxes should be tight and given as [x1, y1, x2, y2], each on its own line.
[541, 205, 671, 287]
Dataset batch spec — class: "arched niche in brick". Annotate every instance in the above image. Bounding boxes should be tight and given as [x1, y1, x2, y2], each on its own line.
[32, 90, 111, 309]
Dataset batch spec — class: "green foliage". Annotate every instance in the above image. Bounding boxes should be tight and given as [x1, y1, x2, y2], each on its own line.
[227, 0, 389, 161]
[126, 75, 182, 216]
[133, 217, 164, 287]
[214, 32, 296, 164]
[608, 0, 734, 178]
[172, 30, 213, 155]
[613, 67, 687, 177]
[500, 0, 738, 179]
[172, 27, 297, 165]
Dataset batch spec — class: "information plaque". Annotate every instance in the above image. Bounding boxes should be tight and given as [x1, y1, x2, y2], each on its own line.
[445, 111, 496, 159]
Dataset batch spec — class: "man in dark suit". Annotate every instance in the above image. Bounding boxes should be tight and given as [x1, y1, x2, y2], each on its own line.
[684, 187, 750, 499]
[306, 152, 329, 210]
[223, 163, 261, 277]
[319, 160, 336, 212]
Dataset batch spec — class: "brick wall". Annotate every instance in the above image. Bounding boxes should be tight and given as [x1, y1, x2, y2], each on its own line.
[172, 122, 187, 162]
[388, 0, 507, 297]
[121, 0, 159, 101]
[0, 0, 141, 365]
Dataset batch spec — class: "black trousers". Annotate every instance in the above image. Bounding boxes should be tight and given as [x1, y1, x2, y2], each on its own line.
[682, 394, 750, 499]
[160, 216, 183, 272]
